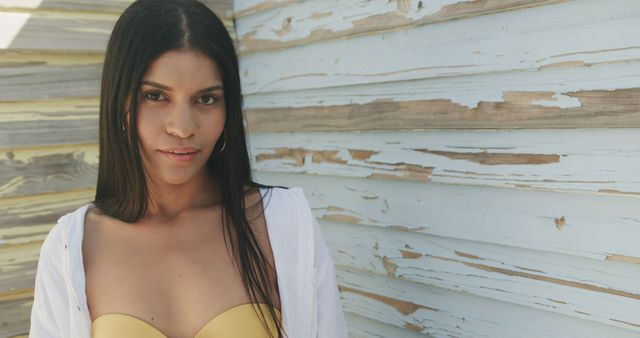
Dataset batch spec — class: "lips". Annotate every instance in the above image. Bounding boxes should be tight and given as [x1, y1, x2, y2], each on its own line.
[158, 146, 200, 154]
[158, 147, 201, 162]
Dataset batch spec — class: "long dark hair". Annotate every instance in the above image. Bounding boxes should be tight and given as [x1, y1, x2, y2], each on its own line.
[93, 0, 286, 336]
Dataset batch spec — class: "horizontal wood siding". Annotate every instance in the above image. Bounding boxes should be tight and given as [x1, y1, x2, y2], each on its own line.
[0, 1, 234, 337]
[235, 0, 640, 337]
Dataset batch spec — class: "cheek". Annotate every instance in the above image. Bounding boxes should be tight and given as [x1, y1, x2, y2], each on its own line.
[207, 111, 226, 142]
[135, 109, 162, 147]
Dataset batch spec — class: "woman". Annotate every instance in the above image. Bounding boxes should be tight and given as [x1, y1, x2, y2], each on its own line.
[28, 0, 348, 337]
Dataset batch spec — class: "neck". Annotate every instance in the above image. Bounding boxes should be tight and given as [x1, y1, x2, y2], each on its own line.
[144, 170, 221, 222]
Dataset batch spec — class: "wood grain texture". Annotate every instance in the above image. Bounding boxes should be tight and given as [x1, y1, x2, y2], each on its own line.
[255, 171, 640, 267]
[236, 0, 568, 54]
[0, 9, 235, 52]
[244, 59, 640, 131]
[0, 0, 233, 17]
[249, 129, 640, 194]
[329, 222, 640, 332]
[258, 174, 640, 336]
[0, 144, 98, 199]
[0, 98, 99, 148]
[0, 296, 31, 338]
[0, 0, 235, 337]
[233, 0, 300, 17]
[1, 118, 98, 148]
[255, 172, 640, 335]
[0, 189, 94, 338]
[237, 0, 640, 95]
[0, 59, 101, 101]
[0, 188, 94, 228]
[336, 267, 640, 337]
[345, 311, 435, 338]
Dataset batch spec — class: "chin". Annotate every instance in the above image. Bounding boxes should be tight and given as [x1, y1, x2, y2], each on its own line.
[160, 172, 197, 185]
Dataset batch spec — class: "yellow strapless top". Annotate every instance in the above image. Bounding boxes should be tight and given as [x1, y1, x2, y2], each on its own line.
[91, 303, 281, 338]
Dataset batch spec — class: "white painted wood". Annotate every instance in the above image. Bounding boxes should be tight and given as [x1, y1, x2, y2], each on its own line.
[345, 312, 434, 338]
[255, 172, 640, 332]
[249, 129, 640, 194]
[236, 0, 640, 336]
[337, 266, 640, 338]
[234, 0, 449, 47]
[243, 58, 640, 110]
[238, 0, 640, 95]
[233, 0, 300, 16]
[235, 0, 554, 53]
[328, 220, 640, 331]
[254, 171, 640, 267]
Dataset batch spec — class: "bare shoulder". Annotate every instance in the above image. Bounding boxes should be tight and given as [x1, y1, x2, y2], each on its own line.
[82, 206, 125, 269]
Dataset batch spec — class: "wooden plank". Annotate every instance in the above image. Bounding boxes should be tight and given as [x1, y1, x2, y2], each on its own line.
[237, 0, 640, 95]
[0, 0, 233, 17]
[326, 220, 640, 332]
[253, 171, 640, 264]
[0, 0, 133, 13]
[236, 0, 567, 54]
[0, 144, 98, 199]
[345, 311, 435, 338]
[336, 267, 640, 337]
[0, 188, 94, 228]
[0, 296, 31, 338]
[249, 129, 640, 194]
[0, 59, 101, 101]
[0, 189, 94, 338]
[0, 118, 98, 148]
[0, 99, 99, 148]
[244, 60, 640, 131]
[0, 10, 235, 52]
[0, 11, 117, 52]
[233, 0, 301, 18]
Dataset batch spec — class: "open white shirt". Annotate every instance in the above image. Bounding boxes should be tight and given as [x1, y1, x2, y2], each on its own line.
[28, 186, 348, 338]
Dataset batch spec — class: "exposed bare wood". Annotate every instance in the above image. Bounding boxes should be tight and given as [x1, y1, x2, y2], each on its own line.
[0, 0, 233, 17]
[236, 0, 568, 54]
[245, 87, 640, 131]
[0, 10, 235, 52]
[0, 144, 98, 199]
[255, 171, 640, 265]
[237, 0, 640, 95]
[336, 266, 640, 337]
[250, 129, 640, 194]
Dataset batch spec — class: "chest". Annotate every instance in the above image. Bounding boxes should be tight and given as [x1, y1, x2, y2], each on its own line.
[82, 209, 279, 338]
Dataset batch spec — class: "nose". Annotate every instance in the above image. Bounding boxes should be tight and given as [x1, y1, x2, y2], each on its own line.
[165, 101, 197, 138]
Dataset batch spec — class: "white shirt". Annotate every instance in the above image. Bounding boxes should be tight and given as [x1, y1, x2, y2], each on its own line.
[29, 186, 348, 338]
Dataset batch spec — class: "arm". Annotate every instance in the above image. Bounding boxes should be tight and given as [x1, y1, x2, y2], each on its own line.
[312, 216, 349, 338]
[29, 224, 67, 338]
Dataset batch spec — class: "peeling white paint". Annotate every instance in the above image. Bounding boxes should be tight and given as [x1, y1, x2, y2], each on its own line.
[236, 0, 474, 43]
[531, 93, 582, 108]
[238, 0, 640, 95]
[250, 129, 640, 194]
[244, 59, 640, 109]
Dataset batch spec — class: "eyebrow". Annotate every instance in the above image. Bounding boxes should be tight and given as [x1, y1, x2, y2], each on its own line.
[141, 80, 223, 93]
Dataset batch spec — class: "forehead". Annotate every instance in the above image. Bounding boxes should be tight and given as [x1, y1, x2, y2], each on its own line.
[143, 49, 223, 87]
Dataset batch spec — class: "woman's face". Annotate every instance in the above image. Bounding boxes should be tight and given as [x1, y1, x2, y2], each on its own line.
[133, 49, 226, 186]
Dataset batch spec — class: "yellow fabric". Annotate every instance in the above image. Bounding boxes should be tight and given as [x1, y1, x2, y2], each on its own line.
[91, 303, 281, 338]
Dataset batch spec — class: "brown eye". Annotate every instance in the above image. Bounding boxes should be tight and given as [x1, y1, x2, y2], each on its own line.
[144, 92, 165, 101]
[197, 94, 217, 105]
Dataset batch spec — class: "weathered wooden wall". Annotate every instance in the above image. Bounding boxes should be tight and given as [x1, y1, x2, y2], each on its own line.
[235, 0, 640, 337]
[0, 1, 233, 337]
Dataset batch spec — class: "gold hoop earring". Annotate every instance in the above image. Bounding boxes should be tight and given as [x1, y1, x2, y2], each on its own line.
[215, 129, 227, 154]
